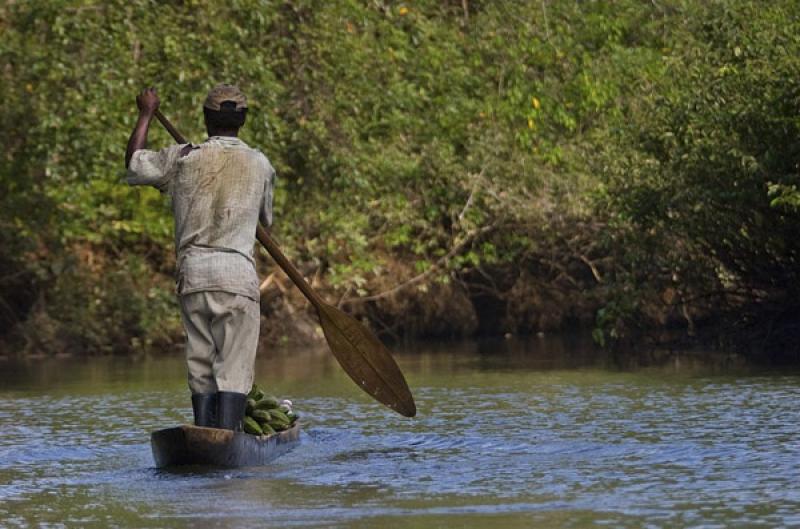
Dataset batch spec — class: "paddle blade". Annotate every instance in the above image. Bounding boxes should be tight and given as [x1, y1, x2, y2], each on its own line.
[318, 304, 416, 417]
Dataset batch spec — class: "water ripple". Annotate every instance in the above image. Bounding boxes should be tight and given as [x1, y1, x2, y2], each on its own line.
[1, 355, 799, 528]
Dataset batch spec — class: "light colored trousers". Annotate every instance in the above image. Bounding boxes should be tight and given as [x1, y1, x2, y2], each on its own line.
[179, 291, 260, 395]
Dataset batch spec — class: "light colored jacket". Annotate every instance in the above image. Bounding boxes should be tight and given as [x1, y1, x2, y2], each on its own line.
[127, 136, 275, 301]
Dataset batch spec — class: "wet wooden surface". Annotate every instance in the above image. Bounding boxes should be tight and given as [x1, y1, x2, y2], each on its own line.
[151, 423, 301, 468]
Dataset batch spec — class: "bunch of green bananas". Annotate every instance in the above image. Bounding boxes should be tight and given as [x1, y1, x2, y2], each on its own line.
[242, 384, 299, 436]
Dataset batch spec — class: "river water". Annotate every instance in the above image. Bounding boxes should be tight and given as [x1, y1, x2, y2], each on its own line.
[1, 336, 799, 528]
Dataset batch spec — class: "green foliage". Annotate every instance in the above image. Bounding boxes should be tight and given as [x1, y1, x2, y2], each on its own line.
[597, 0, 800, 341]
[21, 252, 180, 354]
[1, 0, 798, 353]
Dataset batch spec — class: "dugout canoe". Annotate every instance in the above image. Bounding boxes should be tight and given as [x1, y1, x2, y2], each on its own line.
[151, 423, 301, 468]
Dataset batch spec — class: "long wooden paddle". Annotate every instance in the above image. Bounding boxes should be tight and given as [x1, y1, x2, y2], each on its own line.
[153, 109, 416, 418]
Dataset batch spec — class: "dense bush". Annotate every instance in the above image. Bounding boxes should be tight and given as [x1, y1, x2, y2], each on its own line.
[596, 1, 800, 354]
[1, 1, 797, 356]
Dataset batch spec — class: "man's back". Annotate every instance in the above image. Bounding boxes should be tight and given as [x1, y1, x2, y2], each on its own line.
[128, 136, 275, 301]
[173, 136, 273, 258]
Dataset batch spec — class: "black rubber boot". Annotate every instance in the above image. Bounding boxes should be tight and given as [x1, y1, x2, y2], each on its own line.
[217, 391, 247, 431]
[191, 393, 218, 428]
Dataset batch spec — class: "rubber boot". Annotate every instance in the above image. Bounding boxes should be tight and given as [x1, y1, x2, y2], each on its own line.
[191, 393, 218, 428]
[217, 391, 247, 431]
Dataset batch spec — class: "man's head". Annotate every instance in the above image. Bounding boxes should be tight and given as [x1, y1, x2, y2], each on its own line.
[203, 84, 248, 136]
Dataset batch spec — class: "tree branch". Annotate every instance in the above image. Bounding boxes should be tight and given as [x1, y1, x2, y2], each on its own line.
[343, 225, 494, 304]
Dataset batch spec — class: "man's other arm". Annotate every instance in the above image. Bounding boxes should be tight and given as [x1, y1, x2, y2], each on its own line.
[259, 159, 276, 228]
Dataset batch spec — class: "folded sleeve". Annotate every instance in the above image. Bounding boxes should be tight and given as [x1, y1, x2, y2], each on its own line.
[259, 159, 276, 227]
[126, 144, 186, 193]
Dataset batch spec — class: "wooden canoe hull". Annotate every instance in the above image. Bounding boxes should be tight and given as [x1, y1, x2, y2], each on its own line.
[151, 423, 301, 468]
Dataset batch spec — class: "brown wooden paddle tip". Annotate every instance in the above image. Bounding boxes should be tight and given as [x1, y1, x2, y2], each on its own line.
[256, 225, 416, 417]
[319, 305, 416, 417]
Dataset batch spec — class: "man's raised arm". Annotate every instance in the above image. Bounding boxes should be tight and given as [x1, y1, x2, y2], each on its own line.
[125, 88, 160, 168]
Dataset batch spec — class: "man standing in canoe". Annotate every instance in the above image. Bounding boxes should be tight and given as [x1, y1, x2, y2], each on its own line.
[124, 85, 275, 431]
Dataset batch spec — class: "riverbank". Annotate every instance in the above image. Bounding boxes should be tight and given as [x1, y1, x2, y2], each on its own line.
[2, 240, 799, 362]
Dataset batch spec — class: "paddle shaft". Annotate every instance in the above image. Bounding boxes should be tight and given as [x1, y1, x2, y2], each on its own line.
[255, 225, 325, 307]
[153, 110, 327, 310]
[154, 109, 187, 144]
